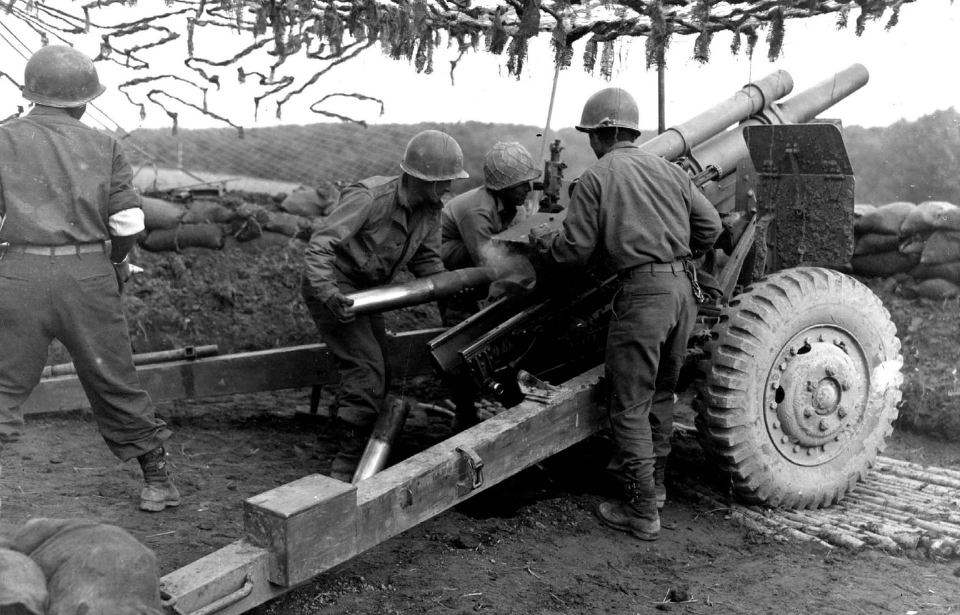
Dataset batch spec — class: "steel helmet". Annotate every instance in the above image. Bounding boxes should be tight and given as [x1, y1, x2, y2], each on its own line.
[483, 142, 540, 191]
[576, 87, 640, 133]
[22, 45, 106, 108]
[400, 130, 470, 181]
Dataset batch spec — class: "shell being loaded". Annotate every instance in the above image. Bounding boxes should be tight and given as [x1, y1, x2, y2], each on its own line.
[345, 267, 498, 316]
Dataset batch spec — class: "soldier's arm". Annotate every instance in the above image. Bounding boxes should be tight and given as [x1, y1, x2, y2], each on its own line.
[303, 185, 371, 303]
[539, 172, 601, 267]
[688, 183, 722, 257]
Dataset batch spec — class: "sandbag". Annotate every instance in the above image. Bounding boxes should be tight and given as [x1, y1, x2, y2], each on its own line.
[856, 202, 915, 236]
[898, 233, 930, 255]
[920, 230, 960, 264]
[141, 224, 224, 252]
[182, 199, 236, 224]
[853, 233, 900, 256]
[850, 250, 919, 277]
[913, 278, 960, 300]
[265, 211, 311, 238]
[900, 201, 960, 235]
[852, 204, 877, 234]
[13, 518, 163, 615]
[279, 186, 331, 218]
[141, 197, 185, 230]
[0, 548, 47, 615]
[911, 261, 960, 284]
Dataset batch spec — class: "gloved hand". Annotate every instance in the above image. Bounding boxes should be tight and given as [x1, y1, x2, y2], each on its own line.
[325, 292, 356, 323]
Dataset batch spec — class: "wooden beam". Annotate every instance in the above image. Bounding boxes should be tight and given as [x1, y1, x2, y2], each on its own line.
[22, 328, 444, 417]
[162, 367, 606, 614]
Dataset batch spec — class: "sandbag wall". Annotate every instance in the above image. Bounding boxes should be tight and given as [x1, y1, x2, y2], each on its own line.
[852, 201, 960, 299]
[139, 185, 336, 252]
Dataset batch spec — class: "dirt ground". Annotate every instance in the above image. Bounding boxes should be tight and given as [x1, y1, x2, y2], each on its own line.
[3, 238, 960, 614]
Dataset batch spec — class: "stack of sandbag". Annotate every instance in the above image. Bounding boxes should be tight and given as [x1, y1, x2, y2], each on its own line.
[140, 196, 225, 251]
[0, 518, 163, 615]
[852, 201, 960, 299]
[139, 194, 323, 252]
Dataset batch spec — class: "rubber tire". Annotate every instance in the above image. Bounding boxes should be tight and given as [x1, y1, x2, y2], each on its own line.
[695, 267, 903, 509]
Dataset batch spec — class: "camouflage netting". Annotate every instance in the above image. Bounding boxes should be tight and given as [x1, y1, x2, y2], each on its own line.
[2, 0, 914, 129]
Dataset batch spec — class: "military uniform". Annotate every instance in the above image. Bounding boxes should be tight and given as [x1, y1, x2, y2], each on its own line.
[302, 176, 446, 428]
[538, 142, 721, 518]
[0, 107, 172, 465]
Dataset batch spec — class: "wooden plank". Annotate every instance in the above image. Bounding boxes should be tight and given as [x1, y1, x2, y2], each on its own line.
[355, 367, 606, 553]
[160, 367, 606, 613]
[159, 541, 279, 615]
[244, 474, 358, 586]
[22, 328, 444, 417]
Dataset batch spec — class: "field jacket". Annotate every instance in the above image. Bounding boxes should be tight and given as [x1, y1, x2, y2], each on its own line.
[440, 186, 513, 270]
[303, 175, 445, 303]
[0, 107, 141, 245]
[539, 142, 721, 271]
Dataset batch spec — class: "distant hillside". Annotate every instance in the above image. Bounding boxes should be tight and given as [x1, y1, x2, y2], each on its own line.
[123, 109, 960, 206]
[123, 122, 605, 194]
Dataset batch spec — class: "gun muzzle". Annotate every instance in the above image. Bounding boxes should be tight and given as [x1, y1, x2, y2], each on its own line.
[346, 267, 497, 316]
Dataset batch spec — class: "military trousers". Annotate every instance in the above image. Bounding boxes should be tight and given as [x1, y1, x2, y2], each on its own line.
[605, 266, 696, 500]
[0, 250, 171, 460]
[304, 283, 391, 430]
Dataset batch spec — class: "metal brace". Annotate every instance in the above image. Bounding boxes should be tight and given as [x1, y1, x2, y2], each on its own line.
[456, 446, 484, 497]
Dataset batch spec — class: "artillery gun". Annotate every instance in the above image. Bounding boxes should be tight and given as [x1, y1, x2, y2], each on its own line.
[428, 63, 903, 510]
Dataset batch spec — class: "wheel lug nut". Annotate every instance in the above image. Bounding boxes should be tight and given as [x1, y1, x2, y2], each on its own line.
[803, 409, 812, 418]
[789, 347, 797, 356]
[819, 419, 829, 431]
[781, 436, 789, 444]
[841, 382, 850, 391]
[838, 407, 847, 419]
[806, 448, 813, 456]
[818, 334, 825, 342]
[793, 445, 800, 453]
[779, 362, 787, 371]
[773, 421, 781, 429]
[806, 381, 816, 391]
[824, 367, 834, 377]
[769, 402, 777, 410]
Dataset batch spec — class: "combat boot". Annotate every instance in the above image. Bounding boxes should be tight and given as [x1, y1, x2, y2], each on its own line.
[137, 445, 180, 512]
[654, 456, 668, 509]
[596, 482, 660, 541]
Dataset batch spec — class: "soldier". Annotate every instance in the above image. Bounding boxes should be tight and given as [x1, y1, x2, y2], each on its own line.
[531, 88, 721, 540]
[302, 129, 468, 480]
[0, 45, 180, 512]
[439, 142, 540, 326]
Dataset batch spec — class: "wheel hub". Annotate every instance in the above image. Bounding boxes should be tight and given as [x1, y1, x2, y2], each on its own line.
[765, 330, 870, 466]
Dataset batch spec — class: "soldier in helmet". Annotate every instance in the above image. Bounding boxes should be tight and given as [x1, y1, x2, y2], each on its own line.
[531, 88, 721, 540]
[439, 141, 541, 326]
[302, 129, 468, 481]
[0, 45, 180, 512]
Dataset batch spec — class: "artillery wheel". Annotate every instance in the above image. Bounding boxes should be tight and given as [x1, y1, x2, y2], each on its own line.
[695, 267, 903, 509]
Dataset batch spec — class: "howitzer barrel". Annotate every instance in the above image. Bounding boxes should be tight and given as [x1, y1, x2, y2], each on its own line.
[686, 64, 869, 178]
[346, 267, 497, 316]
[642, 69, 794, 161]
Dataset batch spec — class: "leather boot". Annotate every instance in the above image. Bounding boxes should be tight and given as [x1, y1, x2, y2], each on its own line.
[596, 482, 660, 541]
[654, 456, 668, 509]
[137, 445, 181, 512]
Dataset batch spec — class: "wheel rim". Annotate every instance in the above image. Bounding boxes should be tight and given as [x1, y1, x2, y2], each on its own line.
[765, 326, 870, 466]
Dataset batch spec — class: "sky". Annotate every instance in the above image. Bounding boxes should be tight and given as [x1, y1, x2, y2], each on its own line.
[0, 0, 957, 135]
